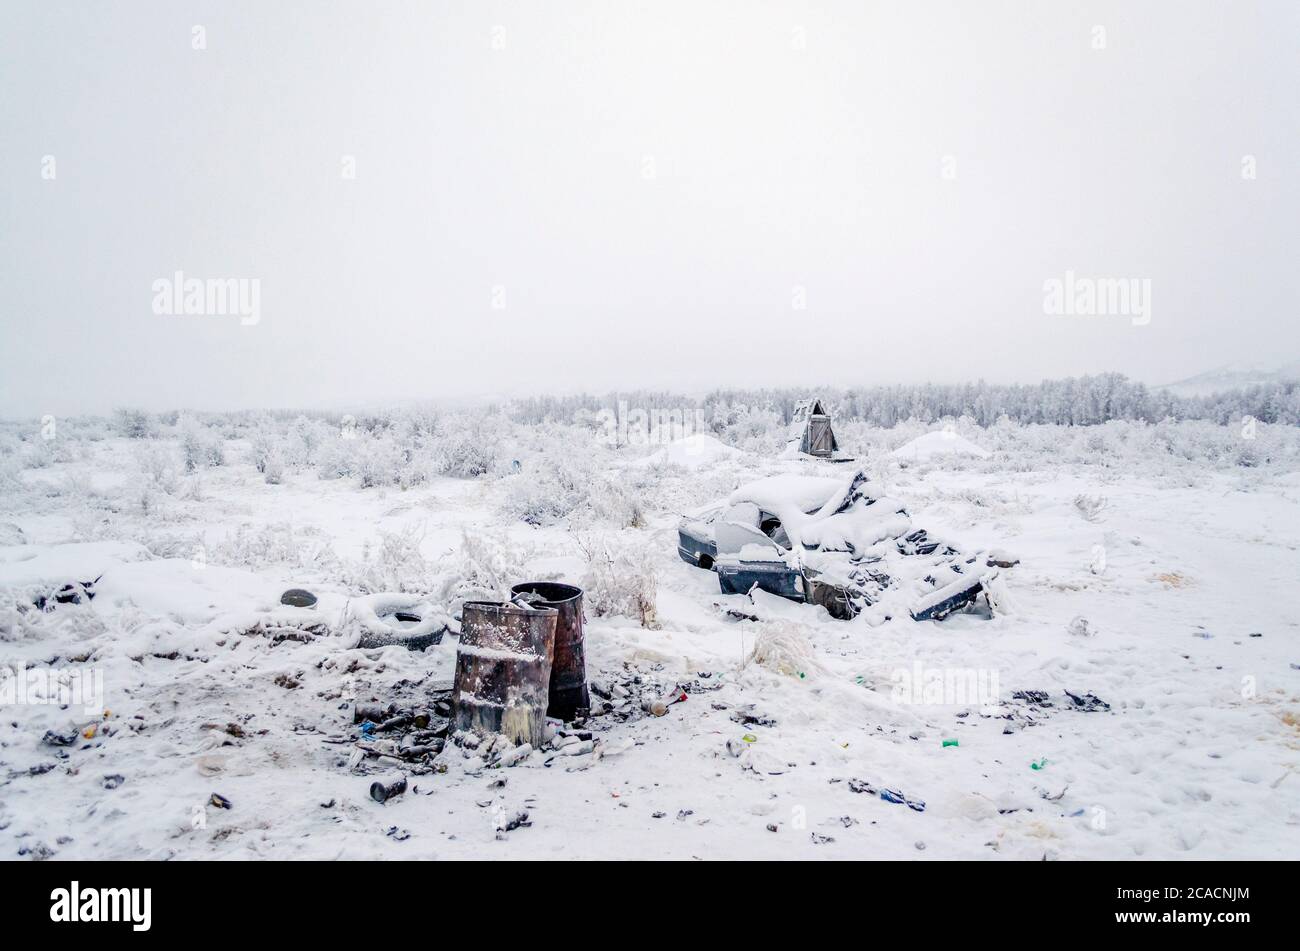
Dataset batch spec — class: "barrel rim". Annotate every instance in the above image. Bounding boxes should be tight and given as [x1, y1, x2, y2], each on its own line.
[510, 581, 583, 607]
[462, 599, 558, 618]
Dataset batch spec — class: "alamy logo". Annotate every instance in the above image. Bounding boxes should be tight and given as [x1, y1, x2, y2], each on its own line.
[595, 400, 710, 447]
[890, 662, 1001, 706]
[1043, 270, 1150, 325]
[152, 271, 260, 325]
[50, 882, 151, 932]
[1, 665, 103, 715]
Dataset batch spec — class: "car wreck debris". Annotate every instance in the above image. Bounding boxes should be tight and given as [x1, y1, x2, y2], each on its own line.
[33, 574, 102, 611]
[452, 600, 558, 748]
[678, 468, 1010, 623]
[510, 582, 591, 722]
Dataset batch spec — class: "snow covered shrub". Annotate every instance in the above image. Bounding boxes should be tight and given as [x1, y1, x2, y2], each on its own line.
[246, 414, 280, 474]
[209, 522, 340, 574]
[113, 408, 155, 439]
[342, 524, 430, 594]
[262, 448, 285, 484]
[56, 469, 97, 502]
[436, 431, 498, 478]
[0, 595, 108, 643]
[709, 402, 785, 454]
[501, 455, 647, 529]
[315, 432, 405, 487]
[577, 534, 659, 629]
[430, 530, 534, 614]
[178, 416, 226, 471]
[133, 442, 181, 496]
[353, 436, 405, 488]
[285, 414, 329, 467]
[432, 411, 506, 478]
[747, 624, 820, 678]
[501, 456, 587, 526]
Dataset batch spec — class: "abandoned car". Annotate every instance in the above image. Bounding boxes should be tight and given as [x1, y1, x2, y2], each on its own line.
[677, 470, 1006, 622]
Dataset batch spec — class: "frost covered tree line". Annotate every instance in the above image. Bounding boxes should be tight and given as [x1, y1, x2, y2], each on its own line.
[511, 373, 1300, 429]
[3, 373, 1296, 504]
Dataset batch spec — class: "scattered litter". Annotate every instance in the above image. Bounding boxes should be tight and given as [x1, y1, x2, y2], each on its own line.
[369, 775, 408, 803]
[1067, 616, 1095, 637]
[1064, 691, 1110, 713]
[210, 792, 232, 809]
[495, 810, 531, 833]
[730, 705, 777, 728]
[880, 788, 926, 812]
[498, 743, 533, 767]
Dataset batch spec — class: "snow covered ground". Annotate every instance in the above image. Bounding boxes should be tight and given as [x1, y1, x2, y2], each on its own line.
[2, 415, 1298, 860]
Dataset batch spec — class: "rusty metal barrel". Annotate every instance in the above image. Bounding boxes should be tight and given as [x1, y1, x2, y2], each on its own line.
[511, 582, 590, 722]
[452, 601, 557, 747]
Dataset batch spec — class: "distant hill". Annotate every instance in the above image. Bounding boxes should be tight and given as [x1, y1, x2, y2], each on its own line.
[1158, 361, 1300, 398]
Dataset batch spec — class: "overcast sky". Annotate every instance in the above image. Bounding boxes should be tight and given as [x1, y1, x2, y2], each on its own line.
[2, 1, 1297, 417]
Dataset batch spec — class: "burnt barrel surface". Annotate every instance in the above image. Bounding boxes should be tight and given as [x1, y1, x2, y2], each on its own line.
[453, 601, 557, 747]
[510, 582, 590, 722]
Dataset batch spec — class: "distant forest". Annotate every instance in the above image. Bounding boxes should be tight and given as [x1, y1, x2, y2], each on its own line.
[507, 374, 1300, 428]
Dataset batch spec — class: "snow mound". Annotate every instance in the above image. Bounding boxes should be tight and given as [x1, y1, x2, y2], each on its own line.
[890, 430, 991, 461]
[636, 433, 742, 469]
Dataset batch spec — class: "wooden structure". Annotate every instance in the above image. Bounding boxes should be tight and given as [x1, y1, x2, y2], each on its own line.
[788, 398, 840, 458]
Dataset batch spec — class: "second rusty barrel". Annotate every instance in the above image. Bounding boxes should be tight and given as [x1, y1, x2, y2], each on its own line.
[511, 582, 591, 722]
[453, 600, 557, 747]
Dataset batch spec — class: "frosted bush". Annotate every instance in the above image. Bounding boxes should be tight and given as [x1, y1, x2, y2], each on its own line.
[747, 624, 821, 678]
[316, 433, 405, 488]
[178, 416, 226, 471]
[501, 455, 647, 529]
[577, 533, 659, 629]
[435, 431, 499, 478]
[342, 524, 430, 594]
[286, 415, 330, 467]
[262, 448, 285, 484]
[208, 522, 340, 574]
[430, 530, 533, 614]
[246, 414, 280, 475]
[113, 408, 155, 439]
[133, 442, 181, 496]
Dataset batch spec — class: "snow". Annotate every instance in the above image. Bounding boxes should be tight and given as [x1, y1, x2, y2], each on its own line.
[891, 430, 992, 461]
[1, 418, 1298, 860]
[633, 433, 742, 469]
[728, 475, 844, 514]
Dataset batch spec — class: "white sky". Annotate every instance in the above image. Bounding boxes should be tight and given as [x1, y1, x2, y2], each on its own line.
[2, 1, 1298, 417]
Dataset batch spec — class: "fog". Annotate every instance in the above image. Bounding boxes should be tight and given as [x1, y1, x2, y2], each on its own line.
[2, 1, 1297, 417]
